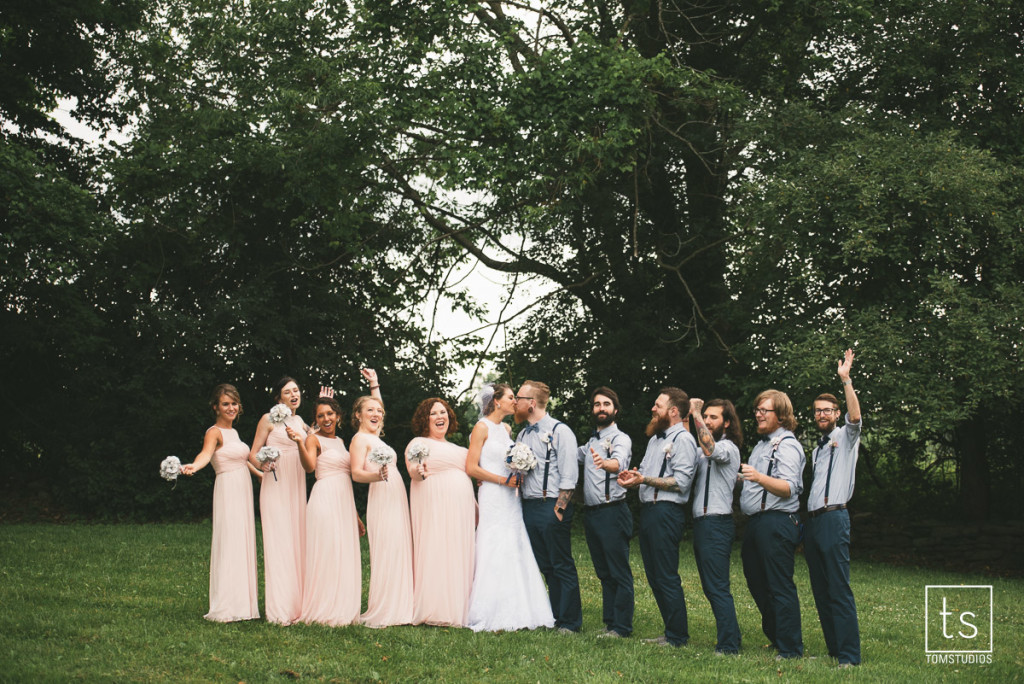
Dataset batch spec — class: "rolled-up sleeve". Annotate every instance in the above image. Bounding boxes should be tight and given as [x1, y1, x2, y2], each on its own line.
[772, 439, 805, 499]
[669, 434, 699, 498]
[556, 424, 579, 490]
[611, 434, 632, 472]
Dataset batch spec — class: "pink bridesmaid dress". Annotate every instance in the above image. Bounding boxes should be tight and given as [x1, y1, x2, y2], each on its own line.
[260, 413, 307, 625]
[359, 435, 414, 628]
[300, 435, 361, 626]
[205, 427, 260, 622]
[408, 437, 475, 626]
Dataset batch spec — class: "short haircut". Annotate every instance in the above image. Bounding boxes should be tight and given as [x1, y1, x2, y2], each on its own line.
[705, 398, 743, 448]
[210, 383, 243, 417]
[814, 393, 840, 408]
[523, 380, 551, 409]
[659, 387, 690, 417]
[754, 389, 797, 431]
[589, 386, 621, 414]
[410, 397, 459, 437]
[350, 395, 385, 430]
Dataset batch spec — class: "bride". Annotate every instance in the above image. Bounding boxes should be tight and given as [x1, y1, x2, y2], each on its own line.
[465, 383, 555, 632]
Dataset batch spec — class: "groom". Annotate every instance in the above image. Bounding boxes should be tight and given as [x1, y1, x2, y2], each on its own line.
[514, 380, 582, 633]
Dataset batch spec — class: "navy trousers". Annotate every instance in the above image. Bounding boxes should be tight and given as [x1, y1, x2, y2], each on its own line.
[741, 511, 803, 658]
[693, 514, 741, 653]
[638, 502, 689, 646]
[805, 509, 860, 664]
[584, 502, 634, 636]
[522, 498, 582, 631]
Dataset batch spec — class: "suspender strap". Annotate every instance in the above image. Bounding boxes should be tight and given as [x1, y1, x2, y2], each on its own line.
[542, 421, 563, 499]
[654, 431, 684, 503]
[703, 458, 712, 515]
[823, 442, 837, 506]
[761, 436, 795, 511]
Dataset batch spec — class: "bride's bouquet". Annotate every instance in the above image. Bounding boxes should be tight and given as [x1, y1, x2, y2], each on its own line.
[268, 403, 291, 427]
[368, 444, 396, 482]
[505, 443, 537, 495]
[256, 446, 281, 481]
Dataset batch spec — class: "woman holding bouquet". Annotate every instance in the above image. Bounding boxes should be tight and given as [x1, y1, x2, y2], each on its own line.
[405, 398, 475, 626]
[465, 384, 554, 631]
[248, 376, 309, 625]
[350, 377, 414, 627]
[181, 384, 260, 622]
[297, 395, 366, 626]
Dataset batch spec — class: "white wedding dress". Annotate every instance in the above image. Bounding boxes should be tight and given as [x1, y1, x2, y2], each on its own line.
[466, 418, 555, 632]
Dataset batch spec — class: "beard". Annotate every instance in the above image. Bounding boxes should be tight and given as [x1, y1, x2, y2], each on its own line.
[592, 410, 615, 428]
[818, 419, 838, 433]
[645, 413, 671, 437]
[712, 426, 725, 441]
[513, 404, 531, 423]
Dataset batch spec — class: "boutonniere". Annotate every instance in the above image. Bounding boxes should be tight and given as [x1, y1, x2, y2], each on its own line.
[663, 443, 674, 459]
[770, 437, 782, 448]
[600, 438, 613, 452]
[830, 440, 838, 449]
[541, 431, 553, 445]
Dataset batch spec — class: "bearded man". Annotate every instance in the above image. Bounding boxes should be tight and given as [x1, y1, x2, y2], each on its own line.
[617, 387, 698, 647]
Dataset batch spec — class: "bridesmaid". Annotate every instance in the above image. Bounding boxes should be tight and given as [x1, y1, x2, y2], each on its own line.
[181, 384, 260, 622]
[406, 398, 475, 626]
[298, 395, 366, 626]
[248, 376, 309, 625]
[349, 373, 414, 628]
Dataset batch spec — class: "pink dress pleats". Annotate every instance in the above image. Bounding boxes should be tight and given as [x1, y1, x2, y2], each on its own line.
[359, 435, 414, 628]
[259, 414, 307, 625]
[205, 427, 260, 622]
[300, 435, 361, 626]
[408, 437, 475, 626]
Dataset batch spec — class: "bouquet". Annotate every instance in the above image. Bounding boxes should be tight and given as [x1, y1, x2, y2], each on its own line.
[268, 403, 291, 427]
[505, 443, 538, 494]
[368, 444, 397, 482]
[160, 456, 181, 486]
[256, 446, 281, 481]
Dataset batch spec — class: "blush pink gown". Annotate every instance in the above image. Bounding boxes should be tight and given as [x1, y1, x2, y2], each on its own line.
[300, 435, 361, 626]
[359, 435, 414, 628]
[259, 413, 307, 625]
[408, 437, 475, 626]
[205, 427, 260, 622]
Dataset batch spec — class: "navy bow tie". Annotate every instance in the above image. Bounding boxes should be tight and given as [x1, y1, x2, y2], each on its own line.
[656, 431, 666, 440]
[818, 434, 831, 448]
[760, 435, 770, 443]
[522, 424, 540, 434]
[591, 430, 601, 440]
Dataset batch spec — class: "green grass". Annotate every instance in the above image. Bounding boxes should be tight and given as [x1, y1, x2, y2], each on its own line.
[1, 523, 1021, 682]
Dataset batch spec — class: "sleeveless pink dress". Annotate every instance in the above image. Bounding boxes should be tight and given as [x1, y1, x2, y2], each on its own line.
[259, 413, 307, 625]
[359, 435, 414, 627]
[300, 435, 361, 626]
[205, 427, 260, 622]
[408, 437, 475, 626]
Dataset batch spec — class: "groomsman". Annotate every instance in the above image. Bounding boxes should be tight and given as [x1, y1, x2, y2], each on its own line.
[739, 389, 805, 660]
[514, 380, 582, 633]
[617, 387, 699, 647]
[688, 398, 743, 655]
[578, 387, 634, 638]
[805, 349, 862, 668]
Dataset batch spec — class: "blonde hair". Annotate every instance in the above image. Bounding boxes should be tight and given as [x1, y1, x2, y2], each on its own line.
[523, 380, 551, 409]
[754, 389, 797, 431]
[350, 395, 385, 430]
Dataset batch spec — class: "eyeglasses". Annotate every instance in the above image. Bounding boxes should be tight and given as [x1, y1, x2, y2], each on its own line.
[515, 395, 534, 402]
[753, 407, 776, 416]
[813, 408, 838, 415]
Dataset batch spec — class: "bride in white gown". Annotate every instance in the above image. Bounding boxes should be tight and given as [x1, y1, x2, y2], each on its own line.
[465, 383, 555, 632]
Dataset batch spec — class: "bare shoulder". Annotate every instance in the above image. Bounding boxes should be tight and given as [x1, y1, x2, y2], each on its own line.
[503, 423, 512, 436]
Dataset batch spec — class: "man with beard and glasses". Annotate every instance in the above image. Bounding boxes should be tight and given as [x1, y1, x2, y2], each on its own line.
[805, 349, 862, 669]
[740, 389, 805, 660]
[577, 387, 634, 639]
[617, 387, 698, 647]
[514, 380, 582, 633]
[688, 397, 743, 655]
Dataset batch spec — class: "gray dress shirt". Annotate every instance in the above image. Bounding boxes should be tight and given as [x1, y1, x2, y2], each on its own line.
[739, 428, 805, 515]
[691, 437, 741, 518]
[636, 422, 698, 505]
[807, 414, 861, 510]
[517, 414, 578, 500]
[577, 424, 632, 506]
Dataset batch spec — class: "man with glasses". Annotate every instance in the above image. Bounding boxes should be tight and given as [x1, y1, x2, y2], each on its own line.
[514, 380, 582, 633]
[739, 389, 805, 660]
[805, 349, 862, 668]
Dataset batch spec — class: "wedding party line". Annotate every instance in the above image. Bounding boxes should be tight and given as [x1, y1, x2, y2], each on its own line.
[168, 352, 862, 668]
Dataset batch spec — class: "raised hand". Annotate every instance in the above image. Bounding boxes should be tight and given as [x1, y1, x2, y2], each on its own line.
[319, 385, 334, 398]
[689, 397, 704, 417]
[361, 368, 378, 386]
[838, 348, 855, 381]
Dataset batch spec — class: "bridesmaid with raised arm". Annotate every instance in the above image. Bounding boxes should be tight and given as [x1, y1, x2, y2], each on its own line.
[181, 384, 260, 622]
[248, 376, 309, 625]
[349, 370, 414, 628]
[406, 398, 475, 626]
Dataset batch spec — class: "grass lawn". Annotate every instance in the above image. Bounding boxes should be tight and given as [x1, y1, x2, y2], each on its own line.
[1, 523, 1021, 682]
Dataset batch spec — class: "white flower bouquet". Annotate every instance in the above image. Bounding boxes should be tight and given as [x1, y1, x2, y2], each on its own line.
[407, 442, 430, 465]
[160, 456, 181, 484]
[256, 446, 281, 481]
[504, 443, 537, 493]
[368, 444, 396, 481]
[268, 403, 291, 427]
